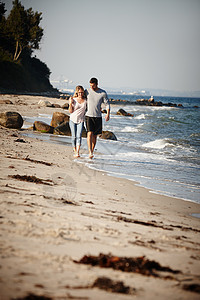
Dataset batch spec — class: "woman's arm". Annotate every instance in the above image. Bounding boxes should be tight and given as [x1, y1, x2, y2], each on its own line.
[69, 96, 74, 113]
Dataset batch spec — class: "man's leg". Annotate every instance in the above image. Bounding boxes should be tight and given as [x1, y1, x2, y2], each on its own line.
[92, 134, 97, 153]
[87, 131, 93, 158]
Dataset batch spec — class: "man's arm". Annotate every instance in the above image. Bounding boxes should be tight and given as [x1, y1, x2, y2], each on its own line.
[105, 108, 110, 121]
[103, 91, 110, 121]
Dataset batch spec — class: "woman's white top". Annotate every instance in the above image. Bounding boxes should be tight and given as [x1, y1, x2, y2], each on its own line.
[70, 98, 87, 124]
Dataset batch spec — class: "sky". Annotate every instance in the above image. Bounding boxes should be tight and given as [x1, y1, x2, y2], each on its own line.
[4, 0, 200, 93]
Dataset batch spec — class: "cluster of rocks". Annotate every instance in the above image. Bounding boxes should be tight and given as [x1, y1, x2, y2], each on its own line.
[109, 98, 132, 104]
[0, 111, 117, 141]
[109, 97, 200, 108]
[38, 99, 69, 110]
[33, 112, 117, 140]
[135, 98, 183, 107]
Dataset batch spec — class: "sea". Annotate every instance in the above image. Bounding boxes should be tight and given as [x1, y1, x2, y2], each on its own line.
[23, 95, 200, 205]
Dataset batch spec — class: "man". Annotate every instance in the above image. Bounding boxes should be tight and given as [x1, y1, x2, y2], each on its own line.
[85, 77, 110, 159]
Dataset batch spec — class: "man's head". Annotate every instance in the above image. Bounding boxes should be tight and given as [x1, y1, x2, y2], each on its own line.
[90, 77, 98, 91]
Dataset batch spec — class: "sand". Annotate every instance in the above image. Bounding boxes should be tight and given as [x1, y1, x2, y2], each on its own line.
[0, 94, 200, 300]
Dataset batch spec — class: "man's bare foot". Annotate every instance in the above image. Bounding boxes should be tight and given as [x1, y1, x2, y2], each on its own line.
[89, 152, 94, 159]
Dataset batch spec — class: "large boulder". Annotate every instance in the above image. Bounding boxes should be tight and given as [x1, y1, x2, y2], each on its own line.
[0, 111, 23, 129]
[50, 112, 70, 127]
[54, 121, 87, 137]
[117, 108, 133, 117]
[33, 121, 54, 133]
[54, 121, 71, 136]
[99, 131, 117, 141]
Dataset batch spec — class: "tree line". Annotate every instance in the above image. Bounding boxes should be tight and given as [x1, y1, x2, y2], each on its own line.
[0, 0, 56, 93]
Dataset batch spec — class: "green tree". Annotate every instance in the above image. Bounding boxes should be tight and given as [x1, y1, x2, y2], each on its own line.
[6, 0, 43, 61]
[0, 2, 6, 22]
[0, 2, 14, 61]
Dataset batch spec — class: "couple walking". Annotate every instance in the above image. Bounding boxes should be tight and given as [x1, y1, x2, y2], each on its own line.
[69, 77, 110, 159]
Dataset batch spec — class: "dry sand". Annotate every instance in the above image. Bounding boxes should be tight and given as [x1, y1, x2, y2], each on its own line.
[0, 94, 200, 300]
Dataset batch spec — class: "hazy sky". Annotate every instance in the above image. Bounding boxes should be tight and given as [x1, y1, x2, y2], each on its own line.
[4, 0, 200, 92]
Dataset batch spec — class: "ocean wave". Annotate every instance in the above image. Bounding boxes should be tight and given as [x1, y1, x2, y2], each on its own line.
[135, 113, 146, 119]
[142, 139, 172, 149]
[121, 126, 139, 133]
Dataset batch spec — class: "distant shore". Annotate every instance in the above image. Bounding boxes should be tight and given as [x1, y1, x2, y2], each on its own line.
[0, 94, 200, 300]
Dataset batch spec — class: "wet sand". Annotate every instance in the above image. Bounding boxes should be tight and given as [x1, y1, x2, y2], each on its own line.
[0, 94, 200, 299]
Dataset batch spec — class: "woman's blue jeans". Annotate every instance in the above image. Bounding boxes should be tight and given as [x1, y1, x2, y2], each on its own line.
[69, 120, 84, 147]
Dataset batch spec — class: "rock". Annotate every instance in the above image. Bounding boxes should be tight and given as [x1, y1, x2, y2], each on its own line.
[38, 100, 53, 107]
[117, 108, 134, 117]
[53, 121, 71, 135]
[52, 104, 61, 108]
[60, 94, 70, 100]
[50, 112, 70, 127]
[33, 121, 54, 133]
[62, 103, 69, 110]
[14, 138, 26, 143]
[154, 101, 163, 106]
[178, 104, 183, 107]
[54, 121, 87, 137]
[0, 111, 23, 129]
[99, 130, 117, 141]
[0, 99, 13, 104]
[165, 102, 177, 107]
[136, 99, 156, 106]
[136, 99, 146, 104]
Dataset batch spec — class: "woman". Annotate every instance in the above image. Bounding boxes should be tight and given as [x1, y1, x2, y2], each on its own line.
[69, 85, 87, 158]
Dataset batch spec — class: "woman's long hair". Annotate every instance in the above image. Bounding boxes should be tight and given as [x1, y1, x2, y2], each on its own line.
[73, 85, 86, 98]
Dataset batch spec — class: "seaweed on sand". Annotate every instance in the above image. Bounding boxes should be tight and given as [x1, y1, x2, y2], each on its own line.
[74, 253, 180, 278]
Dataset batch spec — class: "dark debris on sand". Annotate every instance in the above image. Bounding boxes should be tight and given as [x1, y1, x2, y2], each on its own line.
[117, 215, 200, 233]
[6, 155, 53, 166]
[92, 276, 136, 294]
[12, 293, 52, 300]
[65, 276, 136, 295]
[74, 253, 180, 278]
[9, 174, 52, 185]
[182, 283, 200, 294]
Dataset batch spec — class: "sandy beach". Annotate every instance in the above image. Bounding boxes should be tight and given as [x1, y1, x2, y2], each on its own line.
[0, 94, 200, 300]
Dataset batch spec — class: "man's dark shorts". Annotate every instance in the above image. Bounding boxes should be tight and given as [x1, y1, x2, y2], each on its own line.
[85, 116, 102, 135]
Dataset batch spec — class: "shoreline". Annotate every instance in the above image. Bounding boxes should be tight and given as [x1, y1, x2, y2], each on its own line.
[0, 94, 200, 299]
[21, 129, 200, 207]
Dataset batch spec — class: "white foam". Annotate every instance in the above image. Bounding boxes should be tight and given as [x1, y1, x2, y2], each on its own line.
[135, 113, 146, 119]
[142, 139, 171, 149]
[121, 126, 139, 133]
